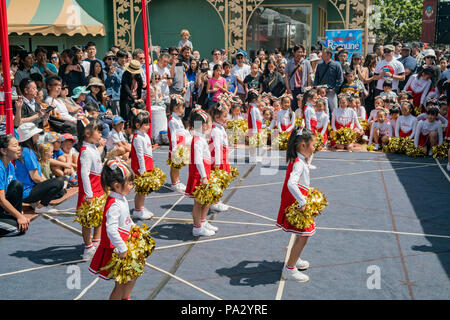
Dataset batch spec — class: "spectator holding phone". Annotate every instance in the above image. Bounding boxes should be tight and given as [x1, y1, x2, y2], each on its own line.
[373, 44, 405, 96]
[169, 47, 188, 97]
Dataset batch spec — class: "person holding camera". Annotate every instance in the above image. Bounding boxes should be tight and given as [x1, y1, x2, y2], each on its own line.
[119, 60, 144, 121]
[168, 47, 188, 98]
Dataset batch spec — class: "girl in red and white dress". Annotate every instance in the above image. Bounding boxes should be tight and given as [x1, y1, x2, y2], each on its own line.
[303, 89, 318, 133]
[369, 110, 393, 150]
[404, 68, 433, 113]
[395, 102, 417, 139]
[368, 96, 386, 125]
[76, 117, 105, 260]
[185, 109, 217, 237]
[209, 104, 231, 212]
[416, 100, 448, 127]
[331, 94, 357, 150]
[316, 85, 330, 115]
[277, 126, 317, 283]
[247, 89, 263, 162]
[276, 94, 296, 133]
[89, 158, 137, 300]
[130, 109, 154, 220]
[414, 107, 443, 155]
[315, 98, 329, 149]
[168, 94, 192, 193]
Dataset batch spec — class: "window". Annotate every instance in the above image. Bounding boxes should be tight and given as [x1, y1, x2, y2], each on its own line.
[246, 5, 312, 58]
[318, 6, 327, 38]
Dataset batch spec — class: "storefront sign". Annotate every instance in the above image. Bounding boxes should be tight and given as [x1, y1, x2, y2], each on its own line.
[325, 29, 363, 60]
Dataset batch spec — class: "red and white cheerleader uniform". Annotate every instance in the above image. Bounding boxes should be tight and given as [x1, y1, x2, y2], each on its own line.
[350, 108, 363, 132]
[209, 122, 230, 173]
[130, 130, 153, 176]
[368, 107, 384, 123]
[404, 74, 431, 112]
[276, 153, 315, 236]
[315, 110, 329, 144]
[185, 132, 212, 198]
[276, 109, 296, 133]
[369, 121, 393, 144]
[248, 102, 263, 136]
[331, 107, 355, 146]
[89, 191, 135, 280]
[356, 106, 367, 121]
[417, 113, 448, 127]
[77, 142, 103, 208]
[395, 114, 417, 139]
[168, 112, 191, 160]
[414, 119, 443, 148]
[303, 103, 317, 132]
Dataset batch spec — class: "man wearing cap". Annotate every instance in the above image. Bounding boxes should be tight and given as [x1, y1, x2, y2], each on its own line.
[411, 42, 424, 68]
[373, 44, 405, 96]
[231, 51, 251, 102]
[398, 45, 417, 91]
[285, 44, 313, 111]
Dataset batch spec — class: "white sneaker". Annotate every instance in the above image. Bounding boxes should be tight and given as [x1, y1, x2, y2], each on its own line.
[133, 208, 154, 220]
[202, 221, 218, 232]
[428, 149, 433, 156]
[281, 267, 309, 282]
[34, 206, 58, 214]
[192, 225, 215, 237]
[447, 163, 450, 172]
[296, 258, 310, 271]
[210, 202, 229, 212]
[172, 182, 186, 193]
[82, 246, 97, 260]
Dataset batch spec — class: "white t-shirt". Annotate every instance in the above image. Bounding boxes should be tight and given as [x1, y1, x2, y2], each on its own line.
[374, 59, 405, 91]
[150, 62, 171, 101]
[231, 64, 251, 94]
[44, 96, 76, 121]
[106, 128, 127, 151]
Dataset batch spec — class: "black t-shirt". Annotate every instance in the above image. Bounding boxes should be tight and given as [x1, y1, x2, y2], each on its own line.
[244, 74, 261, 90]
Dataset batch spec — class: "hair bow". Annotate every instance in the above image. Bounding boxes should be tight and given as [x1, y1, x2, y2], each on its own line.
[281, 92, 293, 100]
[131, 108, 150, 117]
[170, 94, 184, 105]
[77, 113, 90, 127]
[106, 157, 130, 178]
[195, 108, 209, 122]
[248, 89, 259, 96]
[296, 128, 304, 136]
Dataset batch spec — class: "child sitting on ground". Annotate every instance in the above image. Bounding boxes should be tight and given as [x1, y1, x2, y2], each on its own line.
[369, 110, 393, 150]
[106, 115, 131, 160]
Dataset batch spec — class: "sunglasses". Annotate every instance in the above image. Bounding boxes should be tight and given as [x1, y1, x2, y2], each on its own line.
[383, 50, 392, 53]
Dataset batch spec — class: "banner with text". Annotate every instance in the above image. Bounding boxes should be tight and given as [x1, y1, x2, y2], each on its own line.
[326, 29, 363, 60]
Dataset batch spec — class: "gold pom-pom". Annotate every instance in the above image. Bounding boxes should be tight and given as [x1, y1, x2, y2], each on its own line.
[226, 120, 248, 145]
[384, 137, 414, 154]
[74, 192, 109, 228]
[192, 178, 224, 206]
[295, 117, 303, 127]
[249, 130, 268, 148]
[100, 224, 156, 284]
[330, 127, 357, 145]
[210, 169, 233, 190]
[314, 132, 324, 152]
[167, 145, 190, 169]
[276, 131, 291, 150]
[229, 166, 240, 182]
[359, 119, 370, 133]
[133, 167, 166, 195]
[414, 106, 422, 116]
[405, 145, 426, 157]
[432, 141, 450, 159]
[365, 144, 375, 151]
[285, 188, 328, 229]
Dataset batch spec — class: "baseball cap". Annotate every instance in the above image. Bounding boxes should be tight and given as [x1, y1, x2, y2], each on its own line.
[58, 133, 76, 143]
[112, 115, 125, 125]
[384, 45, 395, 52]
[71, 86, 90, 99]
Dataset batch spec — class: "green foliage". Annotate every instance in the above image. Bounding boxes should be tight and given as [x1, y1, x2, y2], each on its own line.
[372, 0, 423, 43]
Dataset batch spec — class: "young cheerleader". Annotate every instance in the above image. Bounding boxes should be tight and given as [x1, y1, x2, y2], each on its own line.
[77, 117, 104, 260]
[277, 94, 296, 133]
[416, 99, 448, 127]
[130, 109, 154, 219]
[316, 85, 329, 115]
[315, 98, 329, 148]
[209, 104, 231, 212]
[247, 89, 264, 163]
[185, 108, 217, 237]
[369, 110, 393, 150]
[368, 96, 386, 124]
[89, 158, 138, 300]
[404, 67, 433, 113]
[302, 89, 318, 133]
[414, 107, 443, 155]
[395, 101, 417, 139]
[262, 108, 276, 130]
[331, 94, 358, 150]
[228, 104, 244, 121]
[277, 126, 316, 282]
[167, 94, 192, 193]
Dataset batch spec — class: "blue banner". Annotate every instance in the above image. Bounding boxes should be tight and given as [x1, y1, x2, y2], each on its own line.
[325, 29, 363, 60]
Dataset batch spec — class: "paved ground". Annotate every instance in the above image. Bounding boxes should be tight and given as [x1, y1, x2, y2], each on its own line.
[1, 146, 449, 300]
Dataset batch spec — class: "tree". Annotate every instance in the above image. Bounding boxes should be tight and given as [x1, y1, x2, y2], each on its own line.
[372, 0, 423, 43]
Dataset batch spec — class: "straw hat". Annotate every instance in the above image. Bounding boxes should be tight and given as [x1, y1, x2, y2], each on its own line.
[125, 59, 143, 75]
[17, 122, 43, 143]
[86, 77, 105, 89]
[308, 53, 321, 62]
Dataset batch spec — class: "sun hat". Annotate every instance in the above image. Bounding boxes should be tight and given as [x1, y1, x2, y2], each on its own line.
[17, 122, 43, 143]
[125, 59, 143, 75]
[103, 51, 116, 61]
[71, 86, 90, 99]
[308, 53, 321, 62]
[423, 49, 436, 59]
[86, 77, 105, 89]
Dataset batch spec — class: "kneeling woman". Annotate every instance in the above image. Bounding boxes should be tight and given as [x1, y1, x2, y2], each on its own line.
[0, 134, 29, 236]
[14, 123, 66, 214]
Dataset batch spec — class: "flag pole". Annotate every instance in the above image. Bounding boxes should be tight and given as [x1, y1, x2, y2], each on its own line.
[0, 0, 14, 134]
[141, 0, 152, 139]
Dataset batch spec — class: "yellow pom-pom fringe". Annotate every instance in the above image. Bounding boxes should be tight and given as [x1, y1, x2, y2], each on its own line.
[74, 192, 109, 228]
[285, 188, 328, 230]
[432, 141, 450, 159]
[330, 127, 357, 145]
[133, 167, 166, 195]
[100, 224, 156, 284]
[167, 145, 190, 169]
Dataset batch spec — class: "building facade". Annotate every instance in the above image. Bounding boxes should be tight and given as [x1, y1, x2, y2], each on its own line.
[7, 0, 372, 59]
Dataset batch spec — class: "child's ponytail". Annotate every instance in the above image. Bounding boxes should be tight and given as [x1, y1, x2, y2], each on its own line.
[286, 126, 315, 163]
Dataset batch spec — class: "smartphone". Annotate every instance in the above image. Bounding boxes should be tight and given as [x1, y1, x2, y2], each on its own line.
[382, 67, 390, 73]
[200, 68, 209, 73]
[45, 105, 56, 113]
